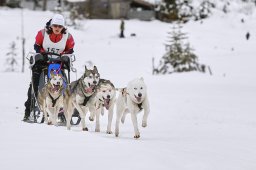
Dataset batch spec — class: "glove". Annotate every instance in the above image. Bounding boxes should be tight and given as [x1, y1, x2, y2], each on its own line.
[40, 52, 49, 61]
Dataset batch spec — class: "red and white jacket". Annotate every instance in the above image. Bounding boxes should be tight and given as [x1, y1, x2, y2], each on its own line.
[34, 29, 75, 54]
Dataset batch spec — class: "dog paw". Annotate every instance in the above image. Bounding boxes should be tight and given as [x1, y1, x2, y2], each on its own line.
[95, 128, 100, 132]
[142, 121, 147, 127]
[134, 132, 140, 139]
[134, 134, 140, 139]
[67, 127, 71, 130]
[89, 117, 94, 121]
[47, 121, 52, 125]
[115, 131, 119, 137]
[106, 130, 112, 134]
[83, 127, 88, 131]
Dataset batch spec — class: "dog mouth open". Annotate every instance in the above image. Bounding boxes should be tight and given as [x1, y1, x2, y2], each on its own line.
[134, 95, 142, 102]
[103, 98, 110, 110]
[85, 84, 95, 93]
[52, 84, 61, 92]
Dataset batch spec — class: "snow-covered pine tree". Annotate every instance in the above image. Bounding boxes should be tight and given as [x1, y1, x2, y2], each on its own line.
[196, 0, 215, 20]
[5, 41, 18, 72]
[156, 0, 193, 22]
[67, 6, 84, 30]
[153, 23, 206, 74]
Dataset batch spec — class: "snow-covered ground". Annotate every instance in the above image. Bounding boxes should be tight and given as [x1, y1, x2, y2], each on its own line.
[0, 5, 256, 170]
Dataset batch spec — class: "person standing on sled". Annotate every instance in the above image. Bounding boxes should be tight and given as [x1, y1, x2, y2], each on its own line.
[23, 14, 75, 121]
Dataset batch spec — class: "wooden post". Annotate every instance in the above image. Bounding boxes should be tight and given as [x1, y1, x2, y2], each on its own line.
[42, 0, 47, 11]
[208, 66, 212, 75]
[21, 8, 25, 73]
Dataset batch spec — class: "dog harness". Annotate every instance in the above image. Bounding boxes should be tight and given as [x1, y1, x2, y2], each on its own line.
[79, 79, 94, 106]
[82, 96, 91, 106]
[138, 103, 143, 111]
[48, 93, 61, 107]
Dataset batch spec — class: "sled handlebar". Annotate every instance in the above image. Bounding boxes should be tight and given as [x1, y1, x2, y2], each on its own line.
[27, 52, 77, 72]
[63, 54, 77, 72]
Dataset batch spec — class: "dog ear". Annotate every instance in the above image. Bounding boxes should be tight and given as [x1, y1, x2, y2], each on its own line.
[93, 65, 98, 72]
[140, 77, 144, 81]
[85, 65, 88, 71]
[50, 69, 55, 78]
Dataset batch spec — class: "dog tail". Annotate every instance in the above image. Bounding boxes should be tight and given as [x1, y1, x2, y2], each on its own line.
[115, 88, 125, 91]
[115, 88, 128, 96]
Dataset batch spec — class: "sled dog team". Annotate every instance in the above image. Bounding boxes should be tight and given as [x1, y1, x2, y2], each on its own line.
[37, 66, 150, 139]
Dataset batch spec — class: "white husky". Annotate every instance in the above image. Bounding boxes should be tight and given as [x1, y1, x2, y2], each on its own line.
[89, 79, 116, 133]
[115, 77, 150, 138]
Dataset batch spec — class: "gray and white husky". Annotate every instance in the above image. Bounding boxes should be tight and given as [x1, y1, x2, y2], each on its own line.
[115, 77, 150, 139]
[37, 70, 64, 126]
[89, 79, 116, 133]
[63, 66, 100, 131]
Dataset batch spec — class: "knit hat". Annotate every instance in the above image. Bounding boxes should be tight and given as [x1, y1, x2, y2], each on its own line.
[51, 14, 65, 26]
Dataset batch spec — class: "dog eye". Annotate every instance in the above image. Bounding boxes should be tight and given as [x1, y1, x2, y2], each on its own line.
[134, 88, 137, 90]
[140, 87, 143, 89]
[89, 76, 92, 79]
[109, 90, 111, 92]
[103, 90, 106, 93]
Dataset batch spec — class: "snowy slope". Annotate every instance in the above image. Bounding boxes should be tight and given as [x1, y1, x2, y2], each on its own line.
[0, 7, 256, 170]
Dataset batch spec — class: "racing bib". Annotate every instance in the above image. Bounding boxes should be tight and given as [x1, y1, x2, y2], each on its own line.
[42, 30, 68, 55]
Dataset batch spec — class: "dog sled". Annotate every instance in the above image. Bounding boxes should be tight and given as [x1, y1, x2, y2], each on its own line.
[27, 52, 81, 125]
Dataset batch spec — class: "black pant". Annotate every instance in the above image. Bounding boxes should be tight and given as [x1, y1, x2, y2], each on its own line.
[24, 54, 46, 117]
[120, 30, 125, 38]
[24, 70, 42, 117]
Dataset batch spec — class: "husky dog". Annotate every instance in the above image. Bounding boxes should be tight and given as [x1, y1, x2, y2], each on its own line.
[115, 77, 150, 138]
[89, 79, 116, 133]
[37, 70, 64, 126]
[64, 66, 100, 131]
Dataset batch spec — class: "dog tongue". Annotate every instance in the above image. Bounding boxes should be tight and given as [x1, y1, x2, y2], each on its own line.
[135, 96, 141, 102]
[85, 85, 95, 93]
[104, 99, 110, 110]
[85, 87, 93, 93]
[53, 85, 60, 92]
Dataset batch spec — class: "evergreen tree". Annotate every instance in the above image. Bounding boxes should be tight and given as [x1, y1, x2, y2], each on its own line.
[5, 41, 18, 72]
[156, 0, 193, 22]
[153, 23, 206, 74]
[196, 0, 215, 20]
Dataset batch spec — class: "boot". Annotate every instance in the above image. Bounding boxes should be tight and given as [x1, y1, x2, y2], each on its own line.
[23, 113, 30, 121]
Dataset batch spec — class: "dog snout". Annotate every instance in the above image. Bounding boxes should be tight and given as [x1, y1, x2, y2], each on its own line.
[93, 80, 97, 84]
[107, 95, 110, 99]
[138, 93, 142, 97]
[57, 82, 60, 85]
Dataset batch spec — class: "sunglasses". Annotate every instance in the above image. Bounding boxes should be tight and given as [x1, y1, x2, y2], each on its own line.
[52, 24, 63, 28]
